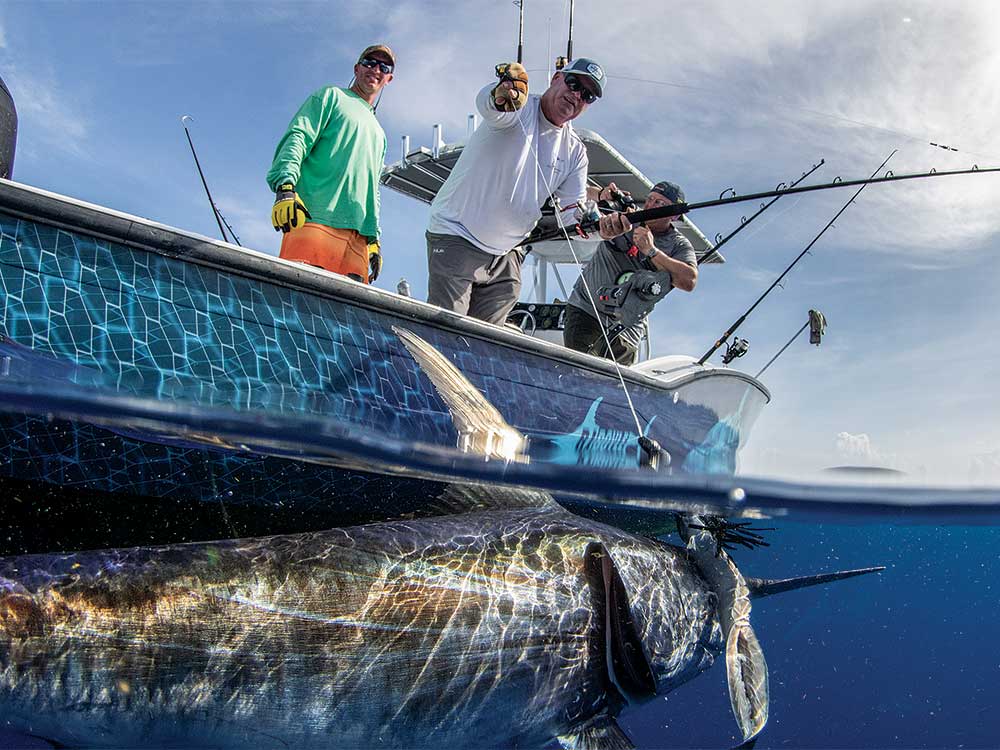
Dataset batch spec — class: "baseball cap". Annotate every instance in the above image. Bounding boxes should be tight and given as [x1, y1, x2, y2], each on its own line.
[650, 180, 685, 203]
[359, 44, 396, 66]
[561, 58, 606, 97]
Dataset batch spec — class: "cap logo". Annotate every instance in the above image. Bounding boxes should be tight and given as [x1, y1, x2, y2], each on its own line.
[586, 63, 604, 80]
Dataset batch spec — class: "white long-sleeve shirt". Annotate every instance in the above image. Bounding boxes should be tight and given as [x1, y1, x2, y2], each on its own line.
[427, 84, 589, 256]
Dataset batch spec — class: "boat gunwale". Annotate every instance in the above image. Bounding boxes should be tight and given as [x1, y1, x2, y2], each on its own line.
[0, 178, 769, 402]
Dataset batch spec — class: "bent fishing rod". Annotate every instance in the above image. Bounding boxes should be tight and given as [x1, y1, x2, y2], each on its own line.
[180, 115, 242, 247]
[698, 151, 896, 366]
[520, 162, 1000, 246]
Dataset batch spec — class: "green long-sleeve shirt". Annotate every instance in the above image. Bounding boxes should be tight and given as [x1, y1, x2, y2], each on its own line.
[266, 86, 386, 239]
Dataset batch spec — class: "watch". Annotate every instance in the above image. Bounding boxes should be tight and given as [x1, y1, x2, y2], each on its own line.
[644, 247, 661, 261]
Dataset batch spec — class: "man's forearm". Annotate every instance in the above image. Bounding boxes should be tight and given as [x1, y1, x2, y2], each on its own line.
[650, 253, 698, 291]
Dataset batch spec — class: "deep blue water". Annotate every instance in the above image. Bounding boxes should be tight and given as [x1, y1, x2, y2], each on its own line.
[0, 380, 998, 748]
[622, 521, 1000, 748]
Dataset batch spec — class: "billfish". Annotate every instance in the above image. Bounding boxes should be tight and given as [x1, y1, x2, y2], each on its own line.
[0, 485, 880, 748]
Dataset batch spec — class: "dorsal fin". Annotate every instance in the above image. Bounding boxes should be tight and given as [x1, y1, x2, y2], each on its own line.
[746, 567, 885, 599]
[427, 483, 558, 516]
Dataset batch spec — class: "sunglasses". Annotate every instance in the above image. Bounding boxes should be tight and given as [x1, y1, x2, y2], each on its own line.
[564, 74, 598, 104]
[359, 57, 393, 75]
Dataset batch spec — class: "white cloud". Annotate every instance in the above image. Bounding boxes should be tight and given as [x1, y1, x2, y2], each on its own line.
[835, 431, 890, 466]
[0, 33, 90, 161]
[969, 450, 1000, 485]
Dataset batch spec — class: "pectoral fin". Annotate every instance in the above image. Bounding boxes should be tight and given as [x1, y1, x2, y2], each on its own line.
[726, 621, 769, 744]
[557, 715, 635, 750]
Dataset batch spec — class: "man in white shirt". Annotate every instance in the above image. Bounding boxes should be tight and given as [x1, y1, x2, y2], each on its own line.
[426, 58, 631, 325]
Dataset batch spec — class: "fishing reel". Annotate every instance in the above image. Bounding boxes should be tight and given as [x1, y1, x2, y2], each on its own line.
[598, 187, 637, 214]
[721, 337, 749, 364]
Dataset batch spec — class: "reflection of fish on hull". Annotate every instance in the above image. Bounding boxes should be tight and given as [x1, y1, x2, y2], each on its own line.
[0, 487, 882, 748]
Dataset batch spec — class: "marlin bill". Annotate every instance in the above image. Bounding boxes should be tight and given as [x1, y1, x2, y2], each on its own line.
[0, 488, 882, 748]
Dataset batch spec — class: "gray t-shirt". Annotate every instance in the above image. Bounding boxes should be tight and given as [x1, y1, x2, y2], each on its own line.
[567, 226, 696, 347]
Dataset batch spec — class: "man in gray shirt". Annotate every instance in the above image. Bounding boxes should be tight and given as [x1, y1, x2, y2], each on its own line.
[564, 180, 697, 365]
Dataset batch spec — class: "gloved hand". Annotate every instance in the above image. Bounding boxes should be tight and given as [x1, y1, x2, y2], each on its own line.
[367, 241, 382, 283]
[493, 63, 529, 112]
[271, 183, 311, 233]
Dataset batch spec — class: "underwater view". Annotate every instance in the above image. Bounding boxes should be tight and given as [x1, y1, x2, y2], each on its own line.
[4, 1, 1000, 748]
[0, 367, 998, 749]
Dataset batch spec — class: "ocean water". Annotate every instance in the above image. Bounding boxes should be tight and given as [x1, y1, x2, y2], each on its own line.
[622, 521, 1000, 749]
[0, 381, 997, 749]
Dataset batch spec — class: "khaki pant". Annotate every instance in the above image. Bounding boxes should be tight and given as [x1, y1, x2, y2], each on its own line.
[426, 232, 525, 325]
[280, 223, 369, 283]
[563, 305, 639, 365]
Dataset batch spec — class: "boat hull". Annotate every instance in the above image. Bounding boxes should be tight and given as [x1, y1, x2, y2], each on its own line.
[0, 180, 768, 534]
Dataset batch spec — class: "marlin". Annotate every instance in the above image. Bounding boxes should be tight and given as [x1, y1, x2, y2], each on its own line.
[0, 484, 881, 749]
[0, 330, 882, 747]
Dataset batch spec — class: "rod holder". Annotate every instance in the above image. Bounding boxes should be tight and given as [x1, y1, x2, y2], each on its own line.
[432, 124, 443, 159]
[467, 114, 478, 137]
[401, 135, 410, 166]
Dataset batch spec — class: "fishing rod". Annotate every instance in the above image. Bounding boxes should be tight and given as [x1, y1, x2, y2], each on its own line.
[566, 0, 574, 62]
[699, 158, 824, 265]
[580, 159, 827, 360]
[553, 0, 574, 70]
[179, 115, 242, 246]
[521, 162, 1000, 246]
[514, 0, 524, 64]
[698, 151, 896, 366]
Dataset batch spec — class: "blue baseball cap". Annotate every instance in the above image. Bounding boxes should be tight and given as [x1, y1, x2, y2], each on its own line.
[651, 180, 685, 203]
[561, 58, 606, 97]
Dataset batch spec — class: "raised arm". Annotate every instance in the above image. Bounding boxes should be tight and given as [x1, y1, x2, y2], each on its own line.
[475, 62, 530, 130]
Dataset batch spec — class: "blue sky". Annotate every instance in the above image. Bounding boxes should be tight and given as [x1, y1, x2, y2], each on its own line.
[3, 1, 1000, 484]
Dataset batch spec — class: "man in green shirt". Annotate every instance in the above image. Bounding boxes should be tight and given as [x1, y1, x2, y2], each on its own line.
[266, 44, 394, 284]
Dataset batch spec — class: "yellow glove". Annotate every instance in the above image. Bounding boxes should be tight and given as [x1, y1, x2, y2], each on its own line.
[271, 183, 311, 233]
[367, 241, 382, 283]
[493, 63, 529, 112]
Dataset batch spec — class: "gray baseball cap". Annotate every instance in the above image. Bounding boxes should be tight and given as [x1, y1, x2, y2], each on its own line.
[650, 180, 685, 203]
[561, 58, 606, 97]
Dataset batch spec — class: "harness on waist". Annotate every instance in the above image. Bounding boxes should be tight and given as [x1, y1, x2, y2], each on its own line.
[592, 269, 673, 341]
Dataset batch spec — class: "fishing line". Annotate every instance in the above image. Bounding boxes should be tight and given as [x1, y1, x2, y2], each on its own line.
[511, 97, 646, 437]
[607, 74, 1000, 162]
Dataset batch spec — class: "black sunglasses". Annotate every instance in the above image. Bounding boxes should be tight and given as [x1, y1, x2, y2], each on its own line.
[359, 57, 393, 75]
[564, 74, 598, 104]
